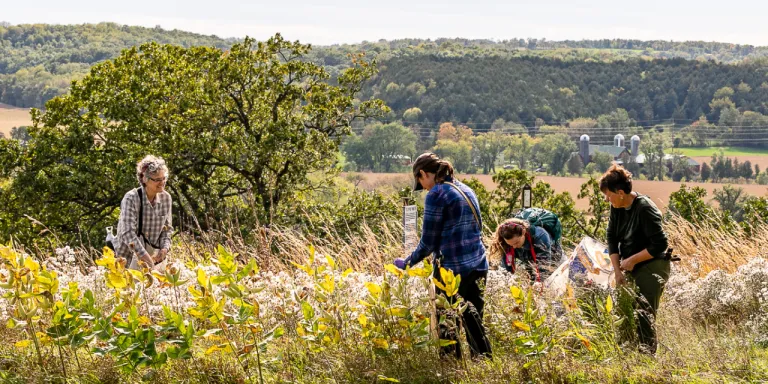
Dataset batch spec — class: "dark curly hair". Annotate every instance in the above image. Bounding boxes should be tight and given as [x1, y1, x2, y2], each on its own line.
[491, 218, 530, 260]
[599, 164, 633, 194]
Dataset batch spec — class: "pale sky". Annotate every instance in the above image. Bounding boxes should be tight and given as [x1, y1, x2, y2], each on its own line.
[5, 0, 768, 46]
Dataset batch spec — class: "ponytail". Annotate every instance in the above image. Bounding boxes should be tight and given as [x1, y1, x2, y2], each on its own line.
[412, 153, 456, 185]
[434, 160, 455, 183]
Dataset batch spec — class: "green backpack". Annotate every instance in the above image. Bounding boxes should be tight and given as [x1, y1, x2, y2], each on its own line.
[514, 208, 562, 245]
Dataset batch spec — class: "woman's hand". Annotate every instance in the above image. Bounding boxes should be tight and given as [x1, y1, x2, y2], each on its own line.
[619, 257, 636, 272]
[153, 249, 168, 264]
[138, 254, 155, 270]
[614, 270, 627, 286]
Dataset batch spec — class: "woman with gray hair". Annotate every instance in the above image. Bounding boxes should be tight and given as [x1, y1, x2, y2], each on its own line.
[114, 155, 173, 269]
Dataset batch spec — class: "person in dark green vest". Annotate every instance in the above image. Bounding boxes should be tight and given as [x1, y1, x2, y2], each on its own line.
[600, 164, 670, 355]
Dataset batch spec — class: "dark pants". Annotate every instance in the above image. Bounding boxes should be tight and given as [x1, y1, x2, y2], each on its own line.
[434, 268, 493, 359]
[630, 258, 671, 354]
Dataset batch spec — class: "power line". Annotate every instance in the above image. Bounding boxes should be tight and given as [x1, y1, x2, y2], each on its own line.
[351, 125, 768, 135]
[349, 124, 768, 143]
[356, 116, 768, 127]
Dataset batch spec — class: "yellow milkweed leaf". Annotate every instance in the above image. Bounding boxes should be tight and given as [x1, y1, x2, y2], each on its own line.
[384, 264, 404, 278]
[512, 320, 530, 332]
[365, 282, 381, 297]
[319, 275, 335, 294]
[308, 245, 316, 265]
[373, 338, 389, 349]
[386, 306, 408, 317]
[196, 268, 208, 288]
[407, 267, 431, 278]
[106, 271, 128, 289]
[325, 254, 336, 269]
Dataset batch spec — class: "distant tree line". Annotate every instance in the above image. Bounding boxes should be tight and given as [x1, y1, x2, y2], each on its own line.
[363, 56, 768, 128]
[0, 23, 233, 107]
[2, 22, 768, 119]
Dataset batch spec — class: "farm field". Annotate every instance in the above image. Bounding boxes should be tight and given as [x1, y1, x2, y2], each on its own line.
[0, 103, 32, 138]
[673, 146, 768, 171]
[346, 172, 768, 210]
[676, 146, 768, 157]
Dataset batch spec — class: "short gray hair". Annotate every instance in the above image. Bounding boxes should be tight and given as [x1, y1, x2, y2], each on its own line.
[136, 155, 169, 186]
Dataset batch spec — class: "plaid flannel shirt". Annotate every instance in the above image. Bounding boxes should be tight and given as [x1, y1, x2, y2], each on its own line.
[114, 187, 173, 261]
[405, 177, 488, 277]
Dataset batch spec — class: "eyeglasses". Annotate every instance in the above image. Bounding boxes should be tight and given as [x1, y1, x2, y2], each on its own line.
[147, 176, 168, 183]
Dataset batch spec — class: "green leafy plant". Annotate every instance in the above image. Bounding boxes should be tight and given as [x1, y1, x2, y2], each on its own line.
[1, 243, 59, 367]
[356, 262, 434, 354]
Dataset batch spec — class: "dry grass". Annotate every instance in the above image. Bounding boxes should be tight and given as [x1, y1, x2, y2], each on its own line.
[347, 172, 768, 211]
[167, 221, 405, 274]
[61, 209, 768, 279]
[666, 214, 768, 277]
[3, 208, 768, 383]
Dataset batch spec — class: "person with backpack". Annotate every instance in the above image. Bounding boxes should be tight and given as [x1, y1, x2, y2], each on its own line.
[392, 152, 492, 359]
[600, 164, 669, 355]
[493, 209, 561, 282]
[113, 155, 173, 270]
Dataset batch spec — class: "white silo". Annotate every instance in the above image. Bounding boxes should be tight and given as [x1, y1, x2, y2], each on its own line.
[580, 134, 590, 165]
[614, 134, 625, 148]
[631, 135, 640, 157]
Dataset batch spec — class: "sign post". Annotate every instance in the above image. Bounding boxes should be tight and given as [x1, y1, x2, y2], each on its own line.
[402, 198, 419, 257]
[522, 184, 532, 209]
[402, 197, 439, 341]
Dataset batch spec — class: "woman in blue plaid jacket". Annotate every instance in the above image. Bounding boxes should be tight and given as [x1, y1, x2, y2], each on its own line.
[394, 152, 492, 359]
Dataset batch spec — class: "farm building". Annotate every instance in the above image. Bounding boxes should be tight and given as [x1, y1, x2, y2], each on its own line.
[578, 134, 699, 172]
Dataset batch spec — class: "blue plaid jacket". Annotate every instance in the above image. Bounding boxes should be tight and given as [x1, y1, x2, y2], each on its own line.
[405, 177, 488, 276]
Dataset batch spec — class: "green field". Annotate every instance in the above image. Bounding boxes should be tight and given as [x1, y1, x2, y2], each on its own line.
[676, 146, 768, 157]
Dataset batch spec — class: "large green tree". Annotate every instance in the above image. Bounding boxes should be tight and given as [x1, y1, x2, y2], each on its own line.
[591, 152, 614, 173]
[504, 134, 537, 170]
[642, 131, 670, 181]
[342, 133, 374, 171]
[357, 122, 417, 172]
[433, 139, 472, 173]
[472, 131, 509, 174]
[536, 133, 576, 175]
[0, 35, 386, 245]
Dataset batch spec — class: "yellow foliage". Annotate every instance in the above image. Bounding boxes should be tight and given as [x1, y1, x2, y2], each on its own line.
[384, 264, 404, 278]
[318, 274, 335, 294]
[364, 282, 381, 298]
[512, 320, 531, 332]
[386, 306, 408, 317]
[433, 267, 460, 297]
[407, 266, 432, 278]
[373, 338, 389, 349]
[106, 271, 129, 289]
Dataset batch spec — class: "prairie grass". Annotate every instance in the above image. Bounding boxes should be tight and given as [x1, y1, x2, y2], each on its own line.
[0, 218, 766, 383]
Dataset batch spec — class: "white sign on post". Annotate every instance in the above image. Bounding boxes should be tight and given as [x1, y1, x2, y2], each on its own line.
[522, 184, 532, 209]
[403, 205, 419, 257]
